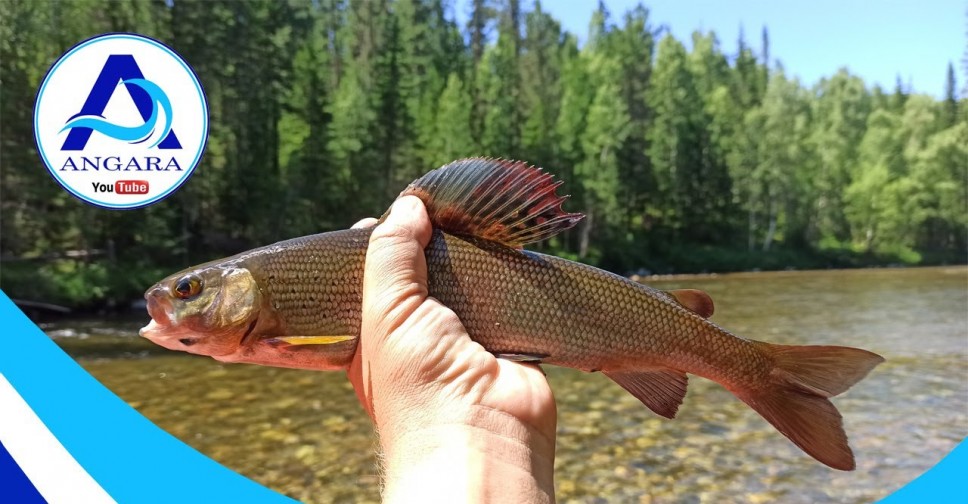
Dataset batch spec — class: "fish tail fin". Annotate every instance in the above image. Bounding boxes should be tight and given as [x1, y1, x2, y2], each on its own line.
[733, 342, 884, 471]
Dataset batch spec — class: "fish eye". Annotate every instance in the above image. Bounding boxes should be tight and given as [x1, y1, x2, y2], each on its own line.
[173, 275, 203, 300]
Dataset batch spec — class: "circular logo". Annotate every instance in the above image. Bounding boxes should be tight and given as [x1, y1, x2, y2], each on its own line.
[34, 33, 208, 209]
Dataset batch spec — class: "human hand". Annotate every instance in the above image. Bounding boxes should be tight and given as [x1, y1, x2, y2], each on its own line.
[347, 196, 557, 503]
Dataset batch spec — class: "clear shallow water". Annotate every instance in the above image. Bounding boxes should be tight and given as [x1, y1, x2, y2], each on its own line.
[49, 266, 967, 503]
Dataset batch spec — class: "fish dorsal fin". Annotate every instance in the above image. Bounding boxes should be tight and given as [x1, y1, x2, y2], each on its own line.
[666, 289, 715, 318]
[397, 158, 584, 247]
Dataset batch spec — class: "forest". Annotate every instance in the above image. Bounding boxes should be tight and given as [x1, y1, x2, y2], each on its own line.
[1, 0, 966, 308]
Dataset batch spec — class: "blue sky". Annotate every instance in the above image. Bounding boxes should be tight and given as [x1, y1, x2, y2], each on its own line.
[459, 1, 966, 98]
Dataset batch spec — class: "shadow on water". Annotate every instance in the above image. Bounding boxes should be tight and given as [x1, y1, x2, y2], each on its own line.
[49, 266, 967, 503]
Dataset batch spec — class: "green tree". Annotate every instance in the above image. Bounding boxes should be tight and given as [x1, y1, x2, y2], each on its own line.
[748, 71, 814, 251]
[942, 62, 959, 127]
[478, 1, 522, 158]
[733, 26, 764, 109]
[519, 0, 564, 169]
[575, 52, 630, 259]
[911, 123, 968, 253]
[327, 66, 379, 219]
[427, 73, 476, 166]
[647, 35, 704, 237]
[687, 30, 737, 244]
[809, 69, 871, 243]
[611, 5, 657, 235]
[553, 34, 591, 200]
[844, 108, 905, 251]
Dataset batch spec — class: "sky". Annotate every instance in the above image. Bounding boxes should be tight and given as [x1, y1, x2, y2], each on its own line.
[460, 1, 967, 98]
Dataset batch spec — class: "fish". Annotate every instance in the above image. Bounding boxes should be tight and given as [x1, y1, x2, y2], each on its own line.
[140, 158, 884, 471]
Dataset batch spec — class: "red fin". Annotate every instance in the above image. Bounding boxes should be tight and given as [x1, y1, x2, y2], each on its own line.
[752, 341, 885, 397]
[397, 158, 584, 247]
[666, 289, 715, 318]
[734, 342, 885, 470]
[734, 385, 856, 470]
[604, 368, 688, 419]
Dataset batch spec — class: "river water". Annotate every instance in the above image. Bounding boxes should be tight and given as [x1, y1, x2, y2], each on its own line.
[47, 266, 967, 503]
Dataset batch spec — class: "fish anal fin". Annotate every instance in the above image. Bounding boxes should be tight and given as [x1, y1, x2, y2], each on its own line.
[269, 335, 356, 346]
[397, 158, 583, 247]
[604, 368, 688, 419]
[666, 289, 715, 318]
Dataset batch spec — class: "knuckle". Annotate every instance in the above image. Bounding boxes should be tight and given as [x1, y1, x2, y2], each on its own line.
[351, 217, 377, 229]
[368, 222, 414, 248]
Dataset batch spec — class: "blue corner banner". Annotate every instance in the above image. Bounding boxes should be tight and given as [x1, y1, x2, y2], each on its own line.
[0, 291, 294, 503]
[0, 288, 963, 502]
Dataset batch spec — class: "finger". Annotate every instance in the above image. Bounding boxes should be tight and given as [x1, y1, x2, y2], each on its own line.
[352, 217, 378, 229]
[361, 195, 433, 354]
[346, 351, 375, 419]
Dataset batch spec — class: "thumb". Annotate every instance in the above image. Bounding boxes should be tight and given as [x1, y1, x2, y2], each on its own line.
[361, 195, 433, 356]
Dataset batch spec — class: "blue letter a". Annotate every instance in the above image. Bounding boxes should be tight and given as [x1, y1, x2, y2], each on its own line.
[61, 55, 181, 151]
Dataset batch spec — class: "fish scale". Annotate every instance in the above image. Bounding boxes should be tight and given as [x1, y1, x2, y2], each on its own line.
[141, 158, 884, 471]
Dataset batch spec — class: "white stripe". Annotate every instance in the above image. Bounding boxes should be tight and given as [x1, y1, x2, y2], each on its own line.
[0, 373, 116, 503]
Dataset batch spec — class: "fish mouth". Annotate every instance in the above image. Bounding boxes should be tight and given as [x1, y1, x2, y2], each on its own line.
[140, 284, 172, 342]
[139, 284, 201, 351]
[144, 283, 171, 325]
[139, 318, 167, 341]
[139, 319, 186, 350]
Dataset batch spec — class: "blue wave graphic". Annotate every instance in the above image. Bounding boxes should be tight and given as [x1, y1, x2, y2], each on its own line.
[0, 292, 295, 503]
[59, 78, 173, 148]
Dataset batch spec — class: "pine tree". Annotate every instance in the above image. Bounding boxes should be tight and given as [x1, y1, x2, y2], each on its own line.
[943, 62, 958, 127]
[733, 26, 762, 109]
[428, 73, 475, 166]
[575, 46, 631, 259]
[687, 30, 736, 243]
[519, 0, 564, 169]
[279, 0, 337, 234]
[554, 34, 591, 197]
[479, 0, 522, 158]
[611, 4, 657, 235]
[467, 0, 495, 146]
[327, 66, 380, 218]
[647, 35, 705, 239]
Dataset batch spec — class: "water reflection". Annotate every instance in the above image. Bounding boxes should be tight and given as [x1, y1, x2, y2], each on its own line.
[51, 266, 967, 503]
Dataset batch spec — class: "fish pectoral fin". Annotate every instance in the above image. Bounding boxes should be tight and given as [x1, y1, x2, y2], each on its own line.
[665, 289, 715, 318]
[494, 352, 548, 363]
[270, 335, 356, 346]
[604, 368, 688, 419]
[392, 158, 583, 247]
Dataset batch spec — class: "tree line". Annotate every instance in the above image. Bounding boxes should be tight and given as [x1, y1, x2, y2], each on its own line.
[1, 0, 966, 306]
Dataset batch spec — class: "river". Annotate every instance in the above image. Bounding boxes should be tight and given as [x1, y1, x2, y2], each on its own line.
[45, 266, 967, 503]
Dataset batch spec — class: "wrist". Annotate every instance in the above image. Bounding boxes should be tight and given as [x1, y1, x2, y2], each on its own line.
[379, 407, 556, 503]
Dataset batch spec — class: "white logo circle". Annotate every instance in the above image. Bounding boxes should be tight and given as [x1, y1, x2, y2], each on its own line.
[34, 33, 208, 209]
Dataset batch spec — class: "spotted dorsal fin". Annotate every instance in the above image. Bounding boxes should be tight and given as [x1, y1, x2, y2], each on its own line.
[395, 158, 584, 247]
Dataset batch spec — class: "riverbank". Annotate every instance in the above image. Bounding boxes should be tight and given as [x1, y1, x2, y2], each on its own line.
[1, 243, 961, 314]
